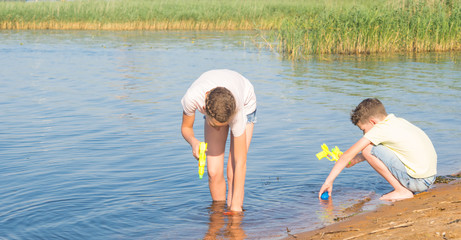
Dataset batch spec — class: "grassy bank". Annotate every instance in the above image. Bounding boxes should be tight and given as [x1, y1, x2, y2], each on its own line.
[273, 0, 461, 58]
[1, 0, 460, 58]
[0, 0, 292, 30]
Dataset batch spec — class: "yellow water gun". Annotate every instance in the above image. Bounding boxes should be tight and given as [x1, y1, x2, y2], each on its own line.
[198, 142, 207, 179]
[316, 143, 342, 162]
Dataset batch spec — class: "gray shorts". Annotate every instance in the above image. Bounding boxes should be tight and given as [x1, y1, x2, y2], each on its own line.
[371, 145, 435, 193]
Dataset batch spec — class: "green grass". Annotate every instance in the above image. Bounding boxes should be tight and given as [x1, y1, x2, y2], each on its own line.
[272, 0, 461, 58]
[0, 0, 295, 30]
[1, 0, 460, 58]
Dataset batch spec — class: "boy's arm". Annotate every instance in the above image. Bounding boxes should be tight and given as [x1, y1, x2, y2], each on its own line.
[319, 137, 371, 199]
[181, 112, 200, 159]
[346, 153, 366, 168]
[230, 132, 247, 212]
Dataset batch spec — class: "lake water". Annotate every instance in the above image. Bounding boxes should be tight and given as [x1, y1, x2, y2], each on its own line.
[1, 30, 460, 239]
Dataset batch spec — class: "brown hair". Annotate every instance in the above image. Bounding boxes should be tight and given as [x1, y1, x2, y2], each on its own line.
[350, 98, 387, 125]
[205, 87, 236, 123]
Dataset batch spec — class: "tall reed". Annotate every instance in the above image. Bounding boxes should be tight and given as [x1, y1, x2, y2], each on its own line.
[272, 0, 461, 58]
[0, 0, 293, 30]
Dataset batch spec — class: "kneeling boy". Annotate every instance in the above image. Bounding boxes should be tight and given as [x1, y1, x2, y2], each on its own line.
[319, 98, 437, 201]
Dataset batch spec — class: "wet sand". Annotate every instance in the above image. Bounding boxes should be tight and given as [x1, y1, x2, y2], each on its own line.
[285, 174, 461, 240]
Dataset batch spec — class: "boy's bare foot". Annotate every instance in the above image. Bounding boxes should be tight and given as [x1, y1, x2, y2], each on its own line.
[223, 210, 243, 216]
[380, 189, 413, 201]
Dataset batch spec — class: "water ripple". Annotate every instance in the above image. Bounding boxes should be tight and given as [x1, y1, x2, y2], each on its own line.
[0, 30, 460, 239]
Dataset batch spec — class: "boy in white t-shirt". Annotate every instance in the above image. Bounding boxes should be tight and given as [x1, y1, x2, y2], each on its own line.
[181, 69, 257, 212]
[319, 98, 437, 201]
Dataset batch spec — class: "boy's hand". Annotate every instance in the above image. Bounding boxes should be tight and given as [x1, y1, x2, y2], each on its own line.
[346, 158, 358, 168]
[191, 139, 201, 160]
[319, 183, 333, 200]
[346, 153, 365, 168]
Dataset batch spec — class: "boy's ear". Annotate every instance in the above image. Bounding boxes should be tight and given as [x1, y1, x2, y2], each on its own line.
[369, 117, 378, 125]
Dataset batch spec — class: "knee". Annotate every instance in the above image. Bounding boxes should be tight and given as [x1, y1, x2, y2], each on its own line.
[227, 173, 233, 183]
[207, 168, 224, 182]
[361, 145, 374, 161]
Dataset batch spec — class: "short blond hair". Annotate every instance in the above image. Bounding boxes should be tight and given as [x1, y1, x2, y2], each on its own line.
[350, 98, 387, 125]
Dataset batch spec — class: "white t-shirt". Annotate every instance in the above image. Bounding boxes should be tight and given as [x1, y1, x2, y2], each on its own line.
[364, 114, 437, 178]
[181, 69, 257, 137]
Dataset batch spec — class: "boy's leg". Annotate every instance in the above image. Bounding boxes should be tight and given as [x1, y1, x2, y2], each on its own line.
[370, 145, 435, 193]
[362, 145, 413, 201]
[205, 121, 229, 201]
[227, 122, 254, 207]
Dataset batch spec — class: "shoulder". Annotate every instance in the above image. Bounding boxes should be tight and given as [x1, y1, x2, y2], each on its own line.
[181, 84, 206, 115]
[385, 114, 416, 129]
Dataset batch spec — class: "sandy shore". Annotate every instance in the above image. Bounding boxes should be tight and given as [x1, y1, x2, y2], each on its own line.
[285, 174, 461, 240]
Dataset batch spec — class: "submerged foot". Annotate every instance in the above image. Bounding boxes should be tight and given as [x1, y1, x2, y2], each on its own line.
[380, 189, 413, 202]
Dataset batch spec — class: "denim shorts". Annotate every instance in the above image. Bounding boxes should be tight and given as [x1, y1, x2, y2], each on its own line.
[203, 109, 257, 124]
[246, 109, 257, 124]
[371, 145, 435, 193]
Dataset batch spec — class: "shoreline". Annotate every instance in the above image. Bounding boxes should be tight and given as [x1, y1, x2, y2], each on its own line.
[284, 173, 461, 240]
[2, 0, 460, 58]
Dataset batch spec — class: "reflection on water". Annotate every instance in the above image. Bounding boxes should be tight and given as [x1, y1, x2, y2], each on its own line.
[317, 197, 338, 225]
[0, 30, 460, 239]
[205, 201, 246, 240]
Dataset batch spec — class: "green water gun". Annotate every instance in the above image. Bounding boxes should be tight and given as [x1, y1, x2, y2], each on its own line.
[316, 143, 342, 162]
[198, 142, 208, 179]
